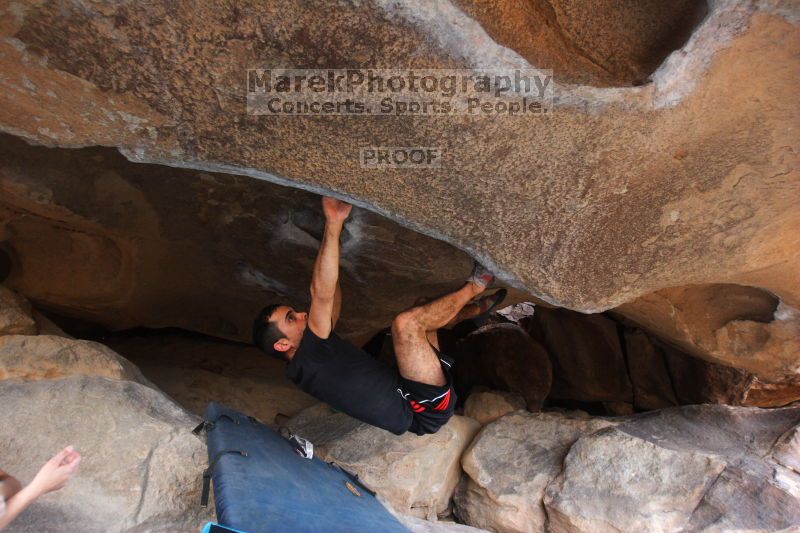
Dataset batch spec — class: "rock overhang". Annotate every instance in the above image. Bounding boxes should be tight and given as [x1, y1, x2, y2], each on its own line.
[0, 0, 797, 377]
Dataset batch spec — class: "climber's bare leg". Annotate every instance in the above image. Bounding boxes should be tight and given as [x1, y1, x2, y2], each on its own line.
[425, 330, 440, 351]
[452, 302, 481, 324]
[415, 296, 483, 332]
[392, 283, 485, 386]
[414, 298, 444, 349]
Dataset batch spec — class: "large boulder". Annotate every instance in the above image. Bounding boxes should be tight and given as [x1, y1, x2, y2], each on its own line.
[452, 0, 707, 87]
[0, 284, 36, 336]
[287, 403, 480, 520]
[544, 405, 800, 533]
[0, 334, 148, 383]
[456, 405, 800, 533]
[454, 411, 617, 532]
[545, 428, 725, 533]
[523, 307, 632, 403]
[452, 323, 551, 411]
[1, 0, 797, 314]
[0, 375, 211, 532]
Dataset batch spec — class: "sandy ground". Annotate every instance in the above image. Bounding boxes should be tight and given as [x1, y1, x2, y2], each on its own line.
[105, 331, 318, 427]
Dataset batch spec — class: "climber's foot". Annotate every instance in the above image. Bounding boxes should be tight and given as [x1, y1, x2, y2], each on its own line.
[473, 288, 507, 326]
[476, 288, 507, 315]
[467, 261, 494, 289]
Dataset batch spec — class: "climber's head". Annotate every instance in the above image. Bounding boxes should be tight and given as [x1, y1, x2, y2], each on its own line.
[252, 304, 308, 360]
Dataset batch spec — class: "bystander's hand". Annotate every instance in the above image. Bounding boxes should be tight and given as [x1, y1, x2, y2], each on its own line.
[28, 446, 81, 497]
[0, 446, 81, 531]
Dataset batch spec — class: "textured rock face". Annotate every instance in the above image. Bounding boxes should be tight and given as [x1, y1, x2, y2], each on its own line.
[0, 376, 210, 532]
[545, 429, 725, 533]
[457, 405, 800, 533]
[0, 0, 797, 344]
[0, 10, 796, 503]
[287, 403, 480, 519]
[0, 0, 796, 384]
[455, 411, 617, 532]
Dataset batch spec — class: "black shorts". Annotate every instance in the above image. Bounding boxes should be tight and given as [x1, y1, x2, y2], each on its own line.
[397, 351, 457, 436]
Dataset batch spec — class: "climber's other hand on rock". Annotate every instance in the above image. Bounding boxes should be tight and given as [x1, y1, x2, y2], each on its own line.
[322, 196, 352, 224]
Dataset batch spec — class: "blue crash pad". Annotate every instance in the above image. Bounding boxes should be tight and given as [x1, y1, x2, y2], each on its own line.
[202, 402, 408, 533]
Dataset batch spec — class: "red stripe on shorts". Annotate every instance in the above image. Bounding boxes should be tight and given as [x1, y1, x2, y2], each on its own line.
[433, 390, 451, 411]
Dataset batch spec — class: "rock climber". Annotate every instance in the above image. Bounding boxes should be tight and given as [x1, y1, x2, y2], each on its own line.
[252, 197, 505, 435]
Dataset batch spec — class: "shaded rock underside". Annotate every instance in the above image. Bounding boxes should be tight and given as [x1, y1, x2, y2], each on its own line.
[0, 0, 797, 379]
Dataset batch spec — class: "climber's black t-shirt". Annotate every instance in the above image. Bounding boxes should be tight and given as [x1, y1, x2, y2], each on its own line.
[285, 326, 413, 435]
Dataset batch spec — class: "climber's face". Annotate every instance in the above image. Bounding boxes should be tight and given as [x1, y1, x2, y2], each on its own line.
[270, 305, 308, 355]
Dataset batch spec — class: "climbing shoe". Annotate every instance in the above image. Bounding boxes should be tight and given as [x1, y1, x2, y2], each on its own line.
[473, 288, 507, 326]
[467, 261, 494, 288]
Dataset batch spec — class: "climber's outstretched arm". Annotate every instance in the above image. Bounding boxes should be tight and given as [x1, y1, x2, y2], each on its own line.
[308, 197, 351, 339]
[332, 281, 342, 328]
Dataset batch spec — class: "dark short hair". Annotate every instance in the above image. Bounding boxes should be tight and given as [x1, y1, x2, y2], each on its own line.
[252, 304, 288, 361]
